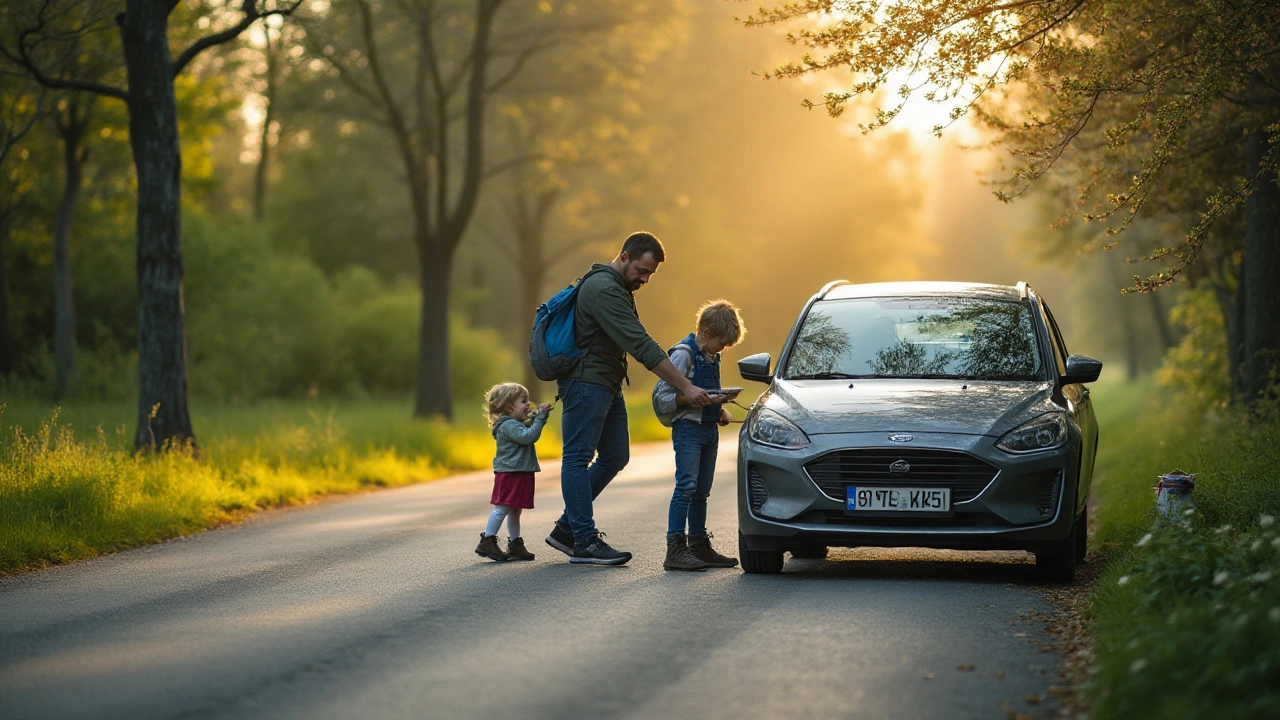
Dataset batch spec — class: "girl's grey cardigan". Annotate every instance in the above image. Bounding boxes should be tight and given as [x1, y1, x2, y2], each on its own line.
[490, 409, 549, 472]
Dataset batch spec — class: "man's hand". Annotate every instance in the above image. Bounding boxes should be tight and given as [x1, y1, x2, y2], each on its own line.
[718, 407, 732, 426]
[683, 382, 712, 407]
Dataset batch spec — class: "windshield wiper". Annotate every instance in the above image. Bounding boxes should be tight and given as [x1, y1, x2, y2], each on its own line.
[787, 372, 864, 380]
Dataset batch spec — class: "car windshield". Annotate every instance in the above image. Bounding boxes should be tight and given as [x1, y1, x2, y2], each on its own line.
[782, 296, 1044, 381]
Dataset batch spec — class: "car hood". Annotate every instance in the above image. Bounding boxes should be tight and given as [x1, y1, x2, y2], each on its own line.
[759, 379, 1060, 437]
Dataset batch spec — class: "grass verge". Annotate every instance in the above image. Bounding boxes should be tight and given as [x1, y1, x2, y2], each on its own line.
[1085, 383, 1280, 719]
[0, 393, 672, 576]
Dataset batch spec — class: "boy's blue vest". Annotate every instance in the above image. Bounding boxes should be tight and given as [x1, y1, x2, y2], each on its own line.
[677, 333, 723, 425]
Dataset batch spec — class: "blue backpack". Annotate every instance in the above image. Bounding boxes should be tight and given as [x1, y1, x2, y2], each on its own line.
[528, 268, 609, 382]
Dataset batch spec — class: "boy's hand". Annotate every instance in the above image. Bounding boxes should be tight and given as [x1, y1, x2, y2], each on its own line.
[718, 407, 732, 426]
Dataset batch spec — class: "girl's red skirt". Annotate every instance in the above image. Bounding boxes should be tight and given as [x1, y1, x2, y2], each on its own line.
[491, 471, 535, 509]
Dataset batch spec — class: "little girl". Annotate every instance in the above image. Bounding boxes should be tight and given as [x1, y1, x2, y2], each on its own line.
[476, 382, 552, 562]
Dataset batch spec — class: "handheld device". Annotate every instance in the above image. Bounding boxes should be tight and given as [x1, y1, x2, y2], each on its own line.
[709, 387, 744, 401]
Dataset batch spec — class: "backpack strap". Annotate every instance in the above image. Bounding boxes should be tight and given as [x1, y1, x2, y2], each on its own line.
[568, 266, 618, 379]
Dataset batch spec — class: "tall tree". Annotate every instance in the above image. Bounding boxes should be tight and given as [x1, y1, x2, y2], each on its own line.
[743, 0, 1280, 403]
[0, 72, 45, 377]
[300, 0, 647, 419]
[3, 0, 298, 448]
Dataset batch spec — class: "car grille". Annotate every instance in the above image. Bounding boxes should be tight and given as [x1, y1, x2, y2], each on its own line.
[805, 448, 999, 503]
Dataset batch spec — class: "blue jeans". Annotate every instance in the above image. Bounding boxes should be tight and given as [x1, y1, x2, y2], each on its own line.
[556, 379, 630, 545]
[667, 420, 719, 536]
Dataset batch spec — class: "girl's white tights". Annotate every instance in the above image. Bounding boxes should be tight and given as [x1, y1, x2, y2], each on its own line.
[484, 505, 522, 539]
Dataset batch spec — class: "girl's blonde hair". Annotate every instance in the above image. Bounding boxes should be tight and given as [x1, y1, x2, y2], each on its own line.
[483, 382, 528, 426]
[695, 299, 746, 346]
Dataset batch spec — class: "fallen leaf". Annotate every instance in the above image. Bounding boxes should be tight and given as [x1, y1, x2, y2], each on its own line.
[957, 664, 975, 671]
[923, 672, 934, 680]
[1024, 695, 1042, 704]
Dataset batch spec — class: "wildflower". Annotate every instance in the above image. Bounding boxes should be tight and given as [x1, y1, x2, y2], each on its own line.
[1130, 658, 1148, 673]
[1261, 514, 1275, 529]
[1215, 524, 1232, 535]
[1117, 575, 1131, 586]
[1252, 539, 1263, 552]
[1214, 571, 1230, 586]
[1269, 608, 1280, 623]
[1250, 570, 1273, 583]
[1136, 533, 1153, 548]
[1183, 508, 1195, 517]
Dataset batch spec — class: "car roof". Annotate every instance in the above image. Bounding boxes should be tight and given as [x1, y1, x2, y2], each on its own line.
[820, 281, 1026, 302]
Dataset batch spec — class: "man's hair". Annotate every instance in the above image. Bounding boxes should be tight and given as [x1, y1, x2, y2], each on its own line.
[696, 299, 746, 346]
[621, 231, 665, 263]
[483, 382, 528, 426]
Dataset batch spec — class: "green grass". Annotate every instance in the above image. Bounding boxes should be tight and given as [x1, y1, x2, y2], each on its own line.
[1084, 379, 1280, 719]
[0, 392, 670, 575]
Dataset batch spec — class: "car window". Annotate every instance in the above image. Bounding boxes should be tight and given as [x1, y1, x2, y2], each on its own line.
[783, 297, 1044, 381]
[1039, 301, 1068, 375]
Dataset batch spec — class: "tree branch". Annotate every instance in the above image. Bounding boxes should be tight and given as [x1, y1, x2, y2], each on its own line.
[172, 0, 302, 76]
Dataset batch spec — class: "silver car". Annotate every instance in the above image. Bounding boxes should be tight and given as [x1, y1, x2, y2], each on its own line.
[736, 281, 1101, 580]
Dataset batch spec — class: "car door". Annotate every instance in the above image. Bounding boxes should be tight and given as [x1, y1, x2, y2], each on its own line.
[1042, 302, 1098, 511]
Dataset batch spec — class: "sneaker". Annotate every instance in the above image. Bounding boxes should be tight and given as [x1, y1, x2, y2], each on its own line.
[545, 524, 575, 557]
[475, 533, 509, 562]
[688, 532, 738, 568]
[569, 532, 632, 565]
[663, 533, 710, 571]
[506, 537, 535, 561]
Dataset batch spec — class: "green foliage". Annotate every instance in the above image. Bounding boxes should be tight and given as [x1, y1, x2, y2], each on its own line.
[1087, 386, 1280, 719]
[180, 214, 515, 403]
[1156, 287, 1232, 413]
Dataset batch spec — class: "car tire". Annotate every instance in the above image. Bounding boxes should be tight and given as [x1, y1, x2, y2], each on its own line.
[1036, 517, 1078, 582]
[789, 546, 828, 560]
[739, 531, 785, 574]
[1073, 503, 1088, 564]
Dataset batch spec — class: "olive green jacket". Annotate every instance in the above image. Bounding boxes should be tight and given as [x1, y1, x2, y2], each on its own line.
[572, 263, 668, 390]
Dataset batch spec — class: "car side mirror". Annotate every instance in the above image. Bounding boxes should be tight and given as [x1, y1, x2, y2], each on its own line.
[739, 352, 773, 383]
[1062, 355, 1102, 385]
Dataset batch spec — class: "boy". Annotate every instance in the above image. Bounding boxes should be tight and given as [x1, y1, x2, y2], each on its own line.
[653, 299, 747, 570]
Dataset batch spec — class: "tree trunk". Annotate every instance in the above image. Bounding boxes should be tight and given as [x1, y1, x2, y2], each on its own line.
[53, 119, 84, 400]
[1106, 254, 1141, 380]
[122, 0, 196, 451]
[0, 211, 12, 376]
[1147, 286, 1175, 353]
[253, 30, 276, 221]
[415, 241, 454, 417]
[1243, 127, 1280, 404]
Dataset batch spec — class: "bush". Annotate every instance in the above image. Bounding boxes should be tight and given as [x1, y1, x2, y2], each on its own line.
[1156, 288, 1231, 414]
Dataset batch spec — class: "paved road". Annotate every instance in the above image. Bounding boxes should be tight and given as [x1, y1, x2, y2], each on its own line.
[0, 439, 1064, 720]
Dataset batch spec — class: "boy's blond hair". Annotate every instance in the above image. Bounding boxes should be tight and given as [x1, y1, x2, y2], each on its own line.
[483, 382, 528, 426]
[695, 299, 746, 346]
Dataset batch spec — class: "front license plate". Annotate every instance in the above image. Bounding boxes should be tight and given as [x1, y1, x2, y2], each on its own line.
[846, 486, 951, 512]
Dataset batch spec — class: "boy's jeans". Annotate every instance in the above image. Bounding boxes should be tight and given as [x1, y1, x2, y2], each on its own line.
[667, 419, 719, 536]
[556, 379, 630, 546]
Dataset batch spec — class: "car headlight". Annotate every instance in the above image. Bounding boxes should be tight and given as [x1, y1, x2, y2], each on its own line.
[748, 407, 810, 449]
[996, 412, 1068, 453]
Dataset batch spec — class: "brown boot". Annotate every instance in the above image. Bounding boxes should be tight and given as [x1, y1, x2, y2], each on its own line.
[506, 537, 535, 561]
[688, 532, 739, 568]
[475, 533, 509, 562]
[663, 533, 711, 571]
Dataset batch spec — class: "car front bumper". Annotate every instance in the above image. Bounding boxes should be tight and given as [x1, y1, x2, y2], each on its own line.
[736, 427, 1081, 554]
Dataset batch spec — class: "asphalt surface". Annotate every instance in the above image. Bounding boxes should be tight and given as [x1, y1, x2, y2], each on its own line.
[0, 438, 1064, 720]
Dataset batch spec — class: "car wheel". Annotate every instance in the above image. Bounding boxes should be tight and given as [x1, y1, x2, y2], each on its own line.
[1073, 503, 1088, 564]
[739, 531, 784, 574]
[789, 546, 828, 559]
[1036, 519, 1077, 582]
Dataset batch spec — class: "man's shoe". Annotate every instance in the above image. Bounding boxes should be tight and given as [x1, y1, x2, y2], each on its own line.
[506, 537, 535, 561]
[688, 532, 739, 568]
[475, 533, 509, 562]
[569, 532, 632, 565]
[663, 533, 711, 571]
[545, 524, 574, 557]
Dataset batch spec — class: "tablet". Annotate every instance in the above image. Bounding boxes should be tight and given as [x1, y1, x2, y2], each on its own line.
[710, 387, 743, 401]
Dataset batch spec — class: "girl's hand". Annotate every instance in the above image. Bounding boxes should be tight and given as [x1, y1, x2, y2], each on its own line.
[539, 403, 552, 415]
[718, 407, 732, 426]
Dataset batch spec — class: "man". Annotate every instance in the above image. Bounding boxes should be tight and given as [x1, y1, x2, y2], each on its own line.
[546, 231, 712, 565]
